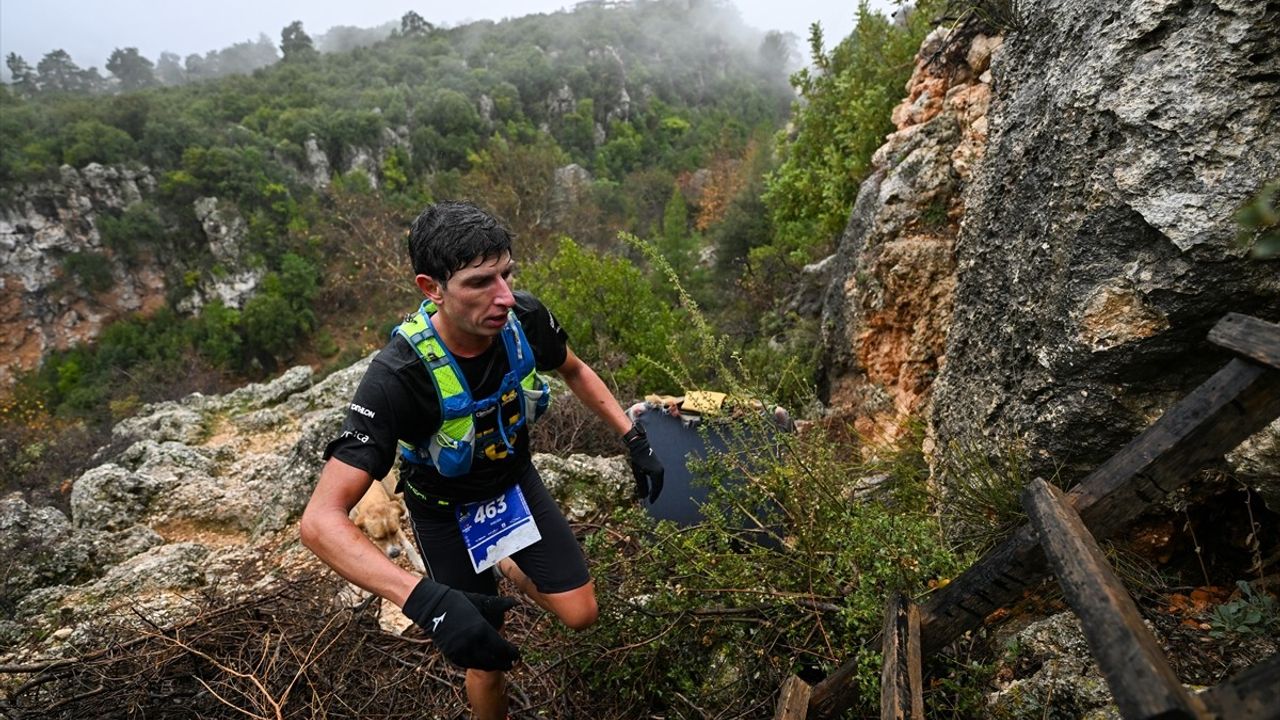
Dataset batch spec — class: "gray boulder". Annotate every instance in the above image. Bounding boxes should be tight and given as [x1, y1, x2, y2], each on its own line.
[930, 0, 1280, 479]
[70, 464, 165, 532]
[988, 612, 1114, 719]
[0, 494, 94, 608]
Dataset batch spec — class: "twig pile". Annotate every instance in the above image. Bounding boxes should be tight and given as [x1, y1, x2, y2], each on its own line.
[0, 575, 472, 719]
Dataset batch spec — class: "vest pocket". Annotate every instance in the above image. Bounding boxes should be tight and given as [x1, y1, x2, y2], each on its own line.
[522, 377, 551, 423]
[429, 422, 475, 477]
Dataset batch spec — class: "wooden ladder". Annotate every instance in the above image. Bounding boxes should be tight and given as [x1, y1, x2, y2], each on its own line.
[774, 313, 1280, 720]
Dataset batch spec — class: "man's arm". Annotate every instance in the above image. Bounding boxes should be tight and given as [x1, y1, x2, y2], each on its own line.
[555, 347, 632, 435]
[299, 457, 419, 606]
[555, 347, 665, 502]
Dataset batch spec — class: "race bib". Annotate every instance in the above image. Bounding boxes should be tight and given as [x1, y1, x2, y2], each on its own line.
[456, 484, 542, 574]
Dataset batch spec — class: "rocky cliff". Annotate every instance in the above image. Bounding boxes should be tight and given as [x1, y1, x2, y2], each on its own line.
[819, 26, 1000, 439]
[0, 164, 166, 388]
[932, 0, 1280, 479]
[821, 0, 1279, 483]
[0, 128, 413, 390]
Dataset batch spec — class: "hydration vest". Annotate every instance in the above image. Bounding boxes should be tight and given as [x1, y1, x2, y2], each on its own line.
[393, 299, 551, 478]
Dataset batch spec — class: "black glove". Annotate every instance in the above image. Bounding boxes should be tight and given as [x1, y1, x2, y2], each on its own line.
[623, 425, 664, 503]
[401, 578, 521, 671]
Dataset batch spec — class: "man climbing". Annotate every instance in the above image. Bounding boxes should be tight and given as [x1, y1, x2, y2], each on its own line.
[300, 201, 664, 719]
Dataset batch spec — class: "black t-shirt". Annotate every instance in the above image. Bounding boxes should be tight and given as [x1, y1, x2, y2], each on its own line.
[323, 291, 569, 513]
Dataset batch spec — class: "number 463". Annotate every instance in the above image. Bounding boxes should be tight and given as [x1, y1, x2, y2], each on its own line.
[474, 497, 508, 523]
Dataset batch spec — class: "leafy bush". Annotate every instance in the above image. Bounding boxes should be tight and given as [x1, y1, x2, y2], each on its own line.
[61, 119, 136, 167]
[61, 251, 114, 293]
[542, 419, 966, 717]
[96, 203, 167, 261]
[1237, 179, 1280, 260]
[1209, 580, 1280, 639]
[518, 236, 687, 394]
[764, 0, 945, 263]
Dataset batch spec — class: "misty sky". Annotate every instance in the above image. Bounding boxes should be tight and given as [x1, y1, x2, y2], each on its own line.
[1, 0, 898, 75]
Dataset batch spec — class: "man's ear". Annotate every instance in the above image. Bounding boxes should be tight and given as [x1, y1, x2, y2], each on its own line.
[415, 274, 444, 303]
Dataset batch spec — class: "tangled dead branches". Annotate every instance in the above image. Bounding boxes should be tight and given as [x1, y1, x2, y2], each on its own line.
[0, 575, 472, 719]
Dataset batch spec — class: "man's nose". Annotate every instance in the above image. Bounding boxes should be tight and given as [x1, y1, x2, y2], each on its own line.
[494, 277, 516, 307]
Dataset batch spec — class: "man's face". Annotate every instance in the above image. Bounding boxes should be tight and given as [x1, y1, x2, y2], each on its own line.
[426, 252, 516, 341]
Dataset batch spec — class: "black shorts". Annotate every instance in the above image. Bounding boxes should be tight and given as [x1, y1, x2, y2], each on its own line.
[407, 463, 590, 596]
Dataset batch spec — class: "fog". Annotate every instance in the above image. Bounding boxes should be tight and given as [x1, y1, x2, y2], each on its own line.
[1, 0, 897, 80]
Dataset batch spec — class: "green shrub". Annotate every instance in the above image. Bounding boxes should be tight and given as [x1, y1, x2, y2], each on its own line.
[764, 1, 945, 263]
[544, 419, 966, 717]
[518, 236, 687, 394]
[61, 251, 114, 293]
[1209, 580, 1280, 639]
[192, 300, 243, 368]
[61, 119, 136, 167]
[242, 289, 308, 361]
[96, 203, 167, 262]
[1237, 179, 1280, 260]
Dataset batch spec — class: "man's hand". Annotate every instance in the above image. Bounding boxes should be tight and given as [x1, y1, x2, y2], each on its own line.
[623, 425, 664, 503]
[462, 590, 518, 631]
[402, 578, 520, 670]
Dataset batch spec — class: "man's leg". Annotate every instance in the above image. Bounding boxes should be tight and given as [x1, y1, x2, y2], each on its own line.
[466, 669, 507, 720]
[408, 508, 510, 717]
[502, 466, 598, 630]
[498, 558, 598, 630]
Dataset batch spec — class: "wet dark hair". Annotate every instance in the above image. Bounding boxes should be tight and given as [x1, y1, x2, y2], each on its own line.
[406, 201, 513, 283]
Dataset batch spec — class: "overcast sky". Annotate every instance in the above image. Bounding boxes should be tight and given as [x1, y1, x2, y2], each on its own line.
[1, 0, 897, 75]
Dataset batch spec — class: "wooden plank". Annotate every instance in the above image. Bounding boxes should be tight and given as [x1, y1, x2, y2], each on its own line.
[806, 651, 862, 719]
[879, 595, 924, 720]
[1024, 478, 1206, 720]
[1198, 651, 1280, 720]
[1209, 313, 1280, 370]
[919, 357, 1280, 652]
[774, 675, 813, 720]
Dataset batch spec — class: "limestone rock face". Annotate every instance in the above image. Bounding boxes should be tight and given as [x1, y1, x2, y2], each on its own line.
[820, 28, 996, 436]
[534, 452, 631, 521]
[987, 613, 1114, 719]
[0, 494, 95, 607]
[930, 0, 1280, 477]
[304, 134, 332, 189]
[0, 359, 357, 651]
[0, 163, 166, 387]
[551, 163, 594, 223]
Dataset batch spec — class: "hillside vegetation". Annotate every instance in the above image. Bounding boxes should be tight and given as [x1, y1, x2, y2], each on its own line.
[1, 0, 943, 500]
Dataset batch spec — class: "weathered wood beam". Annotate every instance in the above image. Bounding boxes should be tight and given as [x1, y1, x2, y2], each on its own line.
[1209, 313, 1280, 370]
[774, 675, 813, 720]
[920, 355, 1280, 652]
[879, 594, 923, 720]
[1024, 478, 1206, 720]
[806, 646, 861, 718]
[1198, 651, 1280, 720]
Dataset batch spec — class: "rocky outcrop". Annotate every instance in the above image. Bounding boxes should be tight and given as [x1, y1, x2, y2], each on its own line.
[0, 163, 166, 387]
[550, 163, 594, 223]
[303, 134, 332, 189]
[930, 0, 1280, 478]
[819, 28, 997, 437]
[988, 613, 1116, 719]
[0, 360, 350, 654]
[174, 197, 264, 312]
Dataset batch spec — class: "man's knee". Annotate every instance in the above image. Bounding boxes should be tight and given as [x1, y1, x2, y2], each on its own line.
[558, 593, 598, 631]
[467, 668, 505, 690]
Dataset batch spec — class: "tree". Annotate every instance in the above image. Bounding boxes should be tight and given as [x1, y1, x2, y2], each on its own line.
[399, 11, 433, 37]
[5, 53, 37, 96]
[155, 52, 186, 85]
[106, 47, 157, 91]
[281, 21, 318, 63]
[36, 49, 89, 93]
